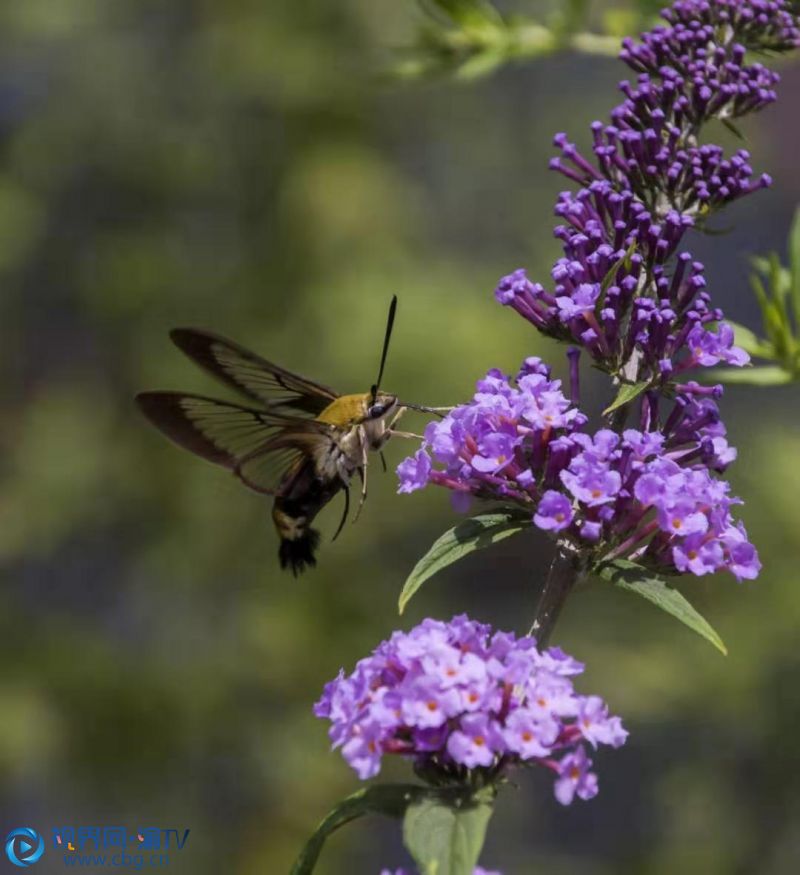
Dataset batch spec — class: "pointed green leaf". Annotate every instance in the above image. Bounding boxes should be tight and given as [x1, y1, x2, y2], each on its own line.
[403, 788, 495, 875]
[456, 49, 508, 79]
[721, 117, 747, 141]
[291, 785, 427, 875]
[713, 365, 795, 385]
[596, 559, 728, 655]
[603, 380, 649, 416]
[399, 513, 530, 614]
[595, 240, 637, 317]
[725, 320, 774, 359]
[789, 206, 800, 324]
[750, 254, 771, 279]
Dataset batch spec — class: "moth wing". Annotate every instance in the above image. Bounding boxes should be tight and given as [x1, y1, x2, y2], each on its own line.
[169, 328, 339, 415]
[136, 391, 336, 494]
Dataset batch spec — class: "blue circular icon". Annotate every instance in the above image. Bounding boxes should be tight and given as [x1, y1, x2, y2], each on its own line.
[5, 828, 44, 867]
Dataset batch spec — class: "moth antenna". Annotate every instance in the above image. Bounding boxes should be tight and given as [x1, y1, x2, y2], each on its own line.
[372, 295, 398, 401]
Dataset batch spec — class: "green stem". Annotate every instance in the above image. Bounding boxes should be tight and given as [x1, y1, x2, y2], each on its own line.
[528, 547, 582, 646]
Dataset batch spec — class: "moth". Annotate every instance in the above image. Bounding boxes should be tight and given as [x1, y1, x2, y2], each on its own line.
[136, 297, 435, 574]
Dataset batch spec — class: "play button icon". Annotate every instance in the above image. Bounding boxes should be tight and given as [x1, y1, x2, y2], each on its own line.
[5, 828, 45, 867]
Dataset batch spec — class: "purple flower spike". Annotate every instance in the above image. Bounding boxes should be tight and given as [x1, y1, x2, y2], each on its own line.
[494, 0, 795, 384]
[399, 363, 758, 582]
[315, 616, 626, 803]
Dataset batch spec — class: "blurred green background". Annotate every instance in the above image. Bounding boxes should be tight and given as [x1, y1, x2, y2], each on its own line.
[1, 2, 799, 873]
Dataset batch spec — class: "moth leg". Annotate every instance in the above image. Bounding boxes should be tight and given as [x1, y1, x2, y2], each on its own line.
[389, 405, 423, 440]
[332, 486, 350, 541]
[388, 407, 406, 429]
[352, 432, 369, 523]
[380, 451, 388, 473]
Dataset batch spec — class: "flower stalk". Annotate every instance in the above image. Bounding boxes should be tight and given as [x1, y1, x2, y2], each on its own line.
[529, 547, 583, 647]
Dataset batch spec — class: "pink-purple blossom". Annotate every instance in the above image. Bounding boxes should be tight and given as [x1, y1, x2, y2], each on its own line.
[315, 616, 627, 804]
[398, 364, 760, 582]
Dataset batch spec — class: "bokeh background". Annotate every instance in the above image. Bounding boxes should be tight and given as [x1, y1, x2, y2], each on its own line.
[1, 2, 799, 873]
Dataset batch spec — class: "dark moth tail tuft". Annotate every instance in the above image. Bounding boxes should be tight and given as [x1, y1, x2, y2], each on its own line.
[278, 527, 321, 576]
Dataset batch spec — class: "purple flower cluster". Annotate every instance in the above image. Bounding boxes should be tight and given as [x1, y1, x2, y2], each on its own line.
[495, 249, 748, 379]
[496, 0, 798, 381]
[315, 616, 627, 804]
[397, 0, 794, 586]
[397, 362, 759, 581]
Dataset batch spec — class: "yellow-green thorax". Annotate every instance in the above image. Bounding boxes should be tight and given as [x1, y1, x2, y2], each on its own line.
[316, 391, 398, 429]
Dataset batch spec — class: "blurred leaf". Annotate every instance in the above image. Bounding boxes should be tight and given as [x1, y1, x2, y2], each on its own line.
[428, 0, 504, 30]
[291, 784, 426, 875]
[559, 0, 590, 35]
[714, 365, 795, 385]
[769, 252, 795, 361]
[455, 48, 507, 79]
[0, 176, 45, 271]
[602, 9, 640, 37]
[596, 559, 728, 656]
[725, 320, 774, 359]
[789, 206, 800, 324]
[403, 787, 495, 875]
[399, 513, 531, 614]
[603, 380, 649, 415]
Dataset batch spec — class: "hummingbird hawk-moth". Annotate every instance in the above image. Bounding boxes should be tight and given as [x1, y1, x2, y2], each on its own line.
[136, 297, 436, 574]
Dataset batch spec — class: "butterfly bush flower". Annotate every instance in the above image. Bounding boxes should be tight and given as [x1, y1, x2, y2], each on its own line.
[314, 616, 627, 804]
[399, 362, 759, 581]
[397, 0, 797, 585]
[496, 0, 799, 381]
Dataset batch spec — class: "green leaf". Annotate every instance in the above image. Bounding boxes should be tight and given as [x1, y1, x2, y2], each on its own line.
[725, 320, 774, 359]
[721, 117, 747, 141]
[399, 513, 530, 613]
[403, 788, 495, 875]
[595, 240, 637, 317]
[789, 206, 800, 325]
[596, 559, 728, 655]
[559, 0, 590, 34]
[713, 365, 795, 385]
[455, 48, 507, 79]
[768, 252, 795, 362]
[430, 0, 504, 29]
[291, 785, 427, 875]
[603, 380, 649, 416]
